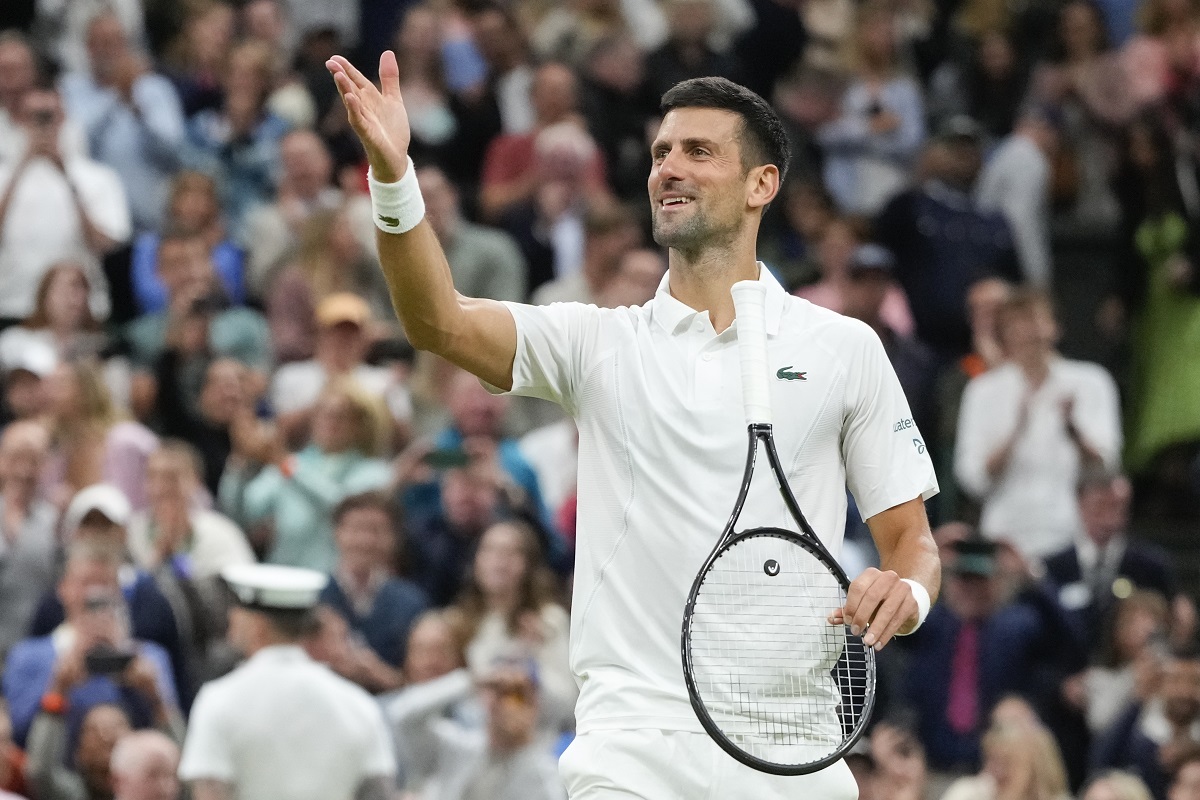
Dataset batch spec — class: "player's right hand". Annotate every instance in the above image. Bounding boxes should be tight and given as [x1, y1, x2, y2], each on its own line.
[326, 51, 411, 182]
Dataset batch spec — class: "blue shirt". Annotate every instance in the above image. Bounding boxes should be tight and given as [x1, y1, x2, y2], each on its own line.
[131, 232, 246, 313]
[60, 72, 186, 233]
[320, 575, 430, 666]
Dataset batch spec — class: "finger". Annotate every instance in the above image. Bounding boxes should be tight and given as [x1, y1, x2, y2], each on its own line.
[827, 608, 845, 625]
[842, 567, 880, 626]
[850, 575, 894, 636]
[863, 589, 915, 650]
[328, 55, 375, 93]
[378, 50, 401, 99]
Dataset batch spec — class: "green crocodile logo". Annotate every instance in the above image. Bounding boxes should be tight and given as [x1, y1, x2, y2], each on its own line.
[377, 214, 400, 228]
[776, 366, 806, 381]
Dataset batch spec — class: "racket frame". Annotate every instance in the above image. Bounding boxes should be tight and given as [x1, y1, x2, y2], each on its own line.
[680, 421, 878, 776]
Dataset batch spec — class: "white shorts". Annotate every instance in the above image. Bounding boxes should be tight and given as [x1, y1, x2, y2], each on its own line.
[558, 729, 859, 800]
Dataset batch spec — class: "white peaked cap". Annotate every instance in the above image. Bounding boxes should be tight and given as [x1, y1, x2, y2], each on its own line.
[220, 563, 328, 610]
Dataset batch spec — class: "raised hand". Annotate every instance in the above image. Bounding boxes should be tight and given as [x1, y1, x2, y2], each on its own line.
[326, 52, 411, 182]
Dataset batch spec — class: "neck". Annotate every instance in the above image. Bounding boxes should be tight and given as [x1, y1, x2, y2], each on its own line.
[342, 560, 375, 588]
[666, 238, 760, 333]
[487, 587, 520, 615]
[1018, 353, 1051, 384]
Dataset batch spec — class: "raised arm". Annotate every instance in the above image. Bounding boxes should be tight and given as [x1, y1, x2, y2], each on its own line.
[327, 52, 517, 390]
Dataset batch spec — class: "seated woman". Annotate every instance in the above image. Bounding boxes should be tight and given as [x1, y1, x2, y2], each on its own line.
[448, 520, 575, 740]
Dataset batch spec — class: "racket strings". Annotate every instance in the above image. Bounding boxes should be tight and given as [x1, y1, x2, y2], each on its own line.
[687, 532, 873, 768]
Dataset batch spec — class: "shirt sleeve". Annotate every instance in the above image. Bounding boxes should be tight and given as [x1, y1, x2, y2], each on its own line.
[840, 321, 939, 520]
[360, 698, 398, 778]
[1070, 365, 1123, 466]
[496, 302, 606, 415]
[178, 685, 235, 781]
[954, 375, 1001, 498]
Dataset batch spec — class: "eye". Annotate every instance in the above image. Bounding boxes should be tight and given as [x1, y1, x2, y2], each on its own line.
[692, 147, 711, 158]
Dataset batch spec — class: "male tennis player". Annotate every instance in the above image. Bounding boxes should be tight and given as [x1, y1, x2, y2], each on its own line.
[328, 51, 941, 799]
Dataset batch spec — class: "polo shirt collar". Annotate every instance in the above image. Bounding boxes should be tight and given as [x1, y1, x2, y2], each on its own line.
[651, 261, 785, 336]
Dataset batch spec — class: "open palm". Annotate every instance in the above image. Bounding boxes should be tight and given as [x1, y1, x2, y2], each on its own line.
[326, 51, 411, 182]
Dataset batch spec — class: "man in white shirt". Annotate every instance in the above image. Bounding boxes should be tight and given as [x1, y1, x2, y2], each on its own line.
[179, 563, 395, 800]
[955, 289, 1122, 560]
[328, 54, 941, 799]
[0, 85, 129, 323]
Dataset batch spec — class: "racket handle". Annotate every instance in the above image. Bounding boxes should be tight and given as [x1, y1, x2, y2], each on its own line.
[731, 280, 772, 426]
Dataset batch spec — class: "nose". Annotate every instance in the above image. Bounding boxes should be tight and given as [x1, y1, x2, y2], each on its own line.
[655, 146, 686, 183]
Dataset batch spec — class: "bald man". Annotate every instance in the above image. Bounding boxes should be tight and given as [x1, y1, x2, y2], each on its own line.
[112, 730, 180, 800]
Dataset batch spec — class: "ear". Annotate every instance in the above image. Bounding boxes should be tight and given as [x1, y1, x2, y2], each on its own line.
[746, 164, 781, 211]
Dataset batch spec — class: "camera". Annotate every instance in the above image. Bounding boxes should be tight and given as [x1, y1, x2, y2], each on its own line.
[84, 643, 136, 675]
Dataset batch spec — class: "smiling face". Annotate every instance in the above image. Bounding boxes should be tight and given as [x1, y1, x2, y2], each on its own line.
[648, 107, 758, 256]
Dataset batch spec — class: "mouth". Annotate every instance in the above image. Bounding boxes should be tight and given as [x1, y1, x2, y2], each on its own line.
[659, 196, 694, 209]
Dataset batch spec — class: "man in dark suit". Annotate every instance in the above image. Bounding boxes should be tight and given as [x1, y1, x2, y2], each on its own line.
[1043, 469, 1179, 660]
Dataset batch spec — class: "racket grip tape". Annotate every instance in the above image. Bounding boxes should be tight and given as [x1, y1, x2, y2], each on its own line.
[731, 280, 772, 426]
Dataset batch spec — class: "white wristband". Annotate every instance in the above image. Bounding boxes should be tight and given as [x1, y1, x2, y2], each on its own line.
[898, 578, 931, 635]
[368, 156, 425, 234]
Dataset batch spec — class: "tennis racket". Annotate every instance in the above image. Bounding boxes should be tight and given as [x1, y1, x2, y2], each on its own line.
[680, 280, 877, 776]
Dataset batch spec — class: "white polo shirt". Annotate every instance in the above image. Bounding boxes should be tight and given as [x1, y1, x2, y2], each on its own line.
[500, 266, 938, 734]
[179, 645, 395, 799]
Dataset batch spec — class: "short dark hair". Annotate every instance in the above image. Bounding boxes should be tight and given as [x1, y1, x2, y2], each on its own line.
[660, 77, 791, 184]
[332, 491, 400, 528]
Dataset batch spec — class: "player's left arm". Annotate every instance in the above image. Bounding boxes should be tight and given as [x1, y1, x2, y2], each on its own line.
[833, 497, 941, 650]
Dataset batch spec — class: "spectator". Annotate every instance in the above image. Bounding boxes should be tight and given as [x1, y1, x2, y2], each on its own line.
[873, 118, 1020, 362]
[451, 520, 576, 740]
[0, 421, 57, 663]
[579, 32, 660, 201]
[60, 11, 186, 234]
[902, 536, 1057, 772]
[268, 293, 411, 448]
[976, 107, 1062, 288]
[597, 246, 668, 309]
[241, 129, 372, 299]
[840, 244, 938, 437]
[3, 539, 179, 748]
[220, 379, 392, 572]
[479, 62, 608, 224]
[955, 290, 1122, 559]
[0, 263, 112, 373]
[392, 5, 459, 164]
[759, 179, 836, 292]
[794, 219, 914, 335]
[0, 698, 24, 799]
[1082, 771, 1155, 800]
[531, 0, 632, 67]
[129, 172, 246, 315]
[1172, 752, 1200, 800]
[264, 208, 393, 363]
[43, 363, 158, 512]
[126, 441, 253, 579]
[0, 85, 129, 325]
[817, 3, 926, 215]
[389, 656, 566, 800]
[0, 30, 46, 163]
[26, 702, 133, 800]
[1, 340, 55, 425]
[179, 563, 396, 800]
[402, 462, 504, 607]
[1122, 0, 1200, 113]
[1044, 471, 1187, 659]
[162, 2, 235, 118]
[646, 0, 744, 100]
[531, 202, 641, 306]
[123, 229, 271, 379]
[151, 358, 248, 498]
[109, 730, 179, 800]
[928, 30, 1030, 141]
[417, 163, 527, 303]
[940, 718, 1071, 800]
[1093, 647, 1200, 799]
[318, 492, 429, 688]
[1027, 0, 1132, 238]
[183, 41, 291, 235]
[378, 610, 472, 790]
[1110, 115, 1200, 495]
[33, 0, 146, 77]
[860, 722, 928, 800]
[1076, 591, 1171, 735]
[468, 3, 535, 137]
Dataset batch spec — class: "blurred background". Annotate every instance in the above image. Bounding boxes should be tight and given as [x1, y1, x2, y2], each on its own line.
[0, 0, 1198, 798]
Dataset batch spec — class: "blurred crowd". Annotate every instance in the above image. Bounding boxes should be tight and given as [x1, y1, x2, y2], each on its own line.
[0, 0, 1197, 798]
